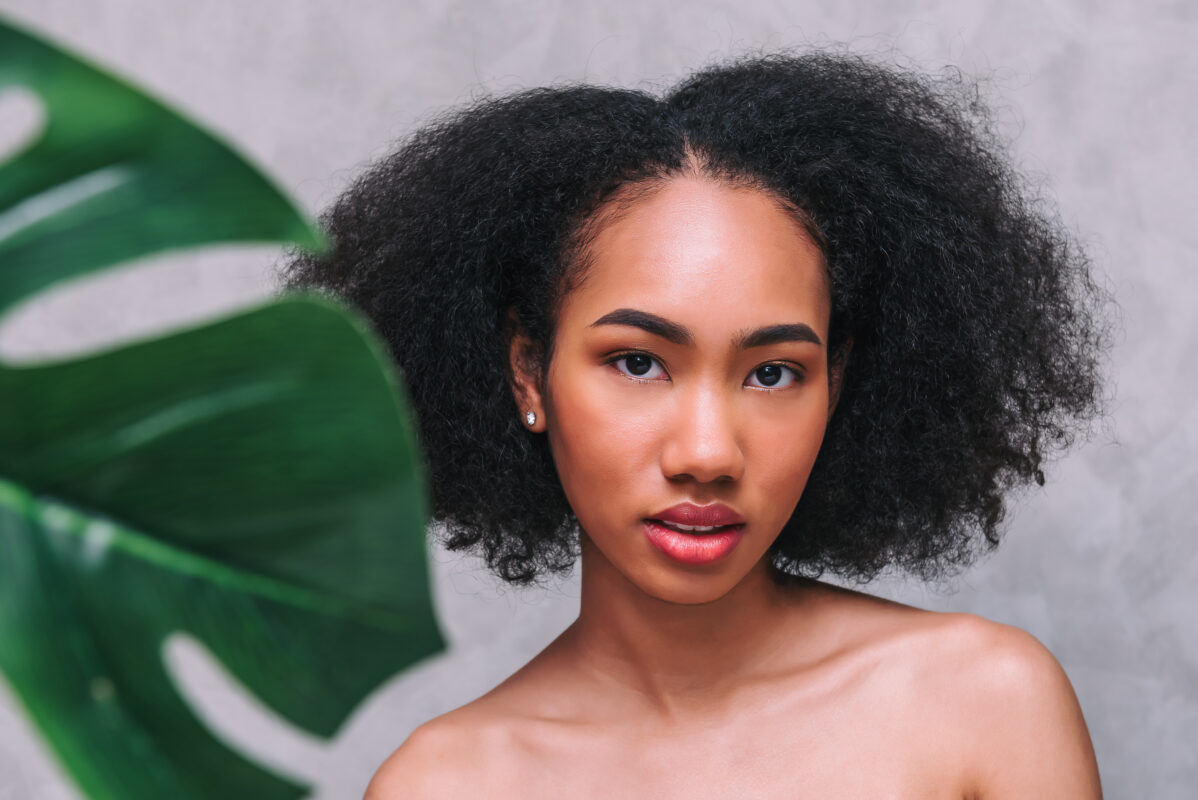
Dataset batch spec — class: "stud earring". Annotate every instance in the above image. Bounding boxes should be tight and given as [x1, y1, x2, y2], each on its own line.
[525, 410, 537, 427]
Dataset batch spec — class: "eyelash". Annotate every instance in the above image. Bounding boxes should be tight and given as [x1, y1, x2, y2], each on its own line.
[604, 351, 804, 391]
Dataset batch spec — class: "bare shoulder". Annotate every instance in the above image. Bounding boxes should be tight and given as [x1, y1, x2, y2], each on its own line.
[362, 714, 464, 800]
[363, 704, 508, 800]
[365, 633, 574, 799]
[908, 612, 1103, 798]
[801, 585, 1102, 797]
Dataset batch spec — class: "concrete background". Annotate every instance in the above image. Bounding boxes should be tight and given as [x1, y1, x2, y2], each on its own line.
[0, 0, 1193, 797]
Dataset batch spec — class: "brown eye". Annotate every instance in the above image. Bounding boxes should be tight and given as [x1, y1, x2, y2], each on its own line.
[625, 354, 653, 375]
[612, 353, 667, 381]
[746, 363, 798, 389]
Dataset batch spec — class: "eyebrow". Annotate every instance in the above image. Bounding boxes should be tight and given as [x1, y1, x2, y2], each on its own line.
[736, 323, 823, 349]
[589, 308, 822, 349]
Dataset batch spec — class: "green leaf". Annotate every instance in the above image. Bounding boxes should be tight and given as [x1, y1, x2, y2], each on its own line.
[0, 296, 444, 799]
[0, 15, 444, 800]
[0, 14, 322, 316]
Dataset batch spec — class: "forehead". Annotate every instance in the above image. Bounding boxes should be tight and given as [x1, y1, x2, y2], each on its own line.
[559, 177, 830, 337]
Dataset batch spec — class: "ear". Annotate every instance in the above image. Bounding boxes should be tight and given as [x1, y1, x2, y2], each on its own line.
[505, 307, 547, 433]
[827, 336, 853, 418]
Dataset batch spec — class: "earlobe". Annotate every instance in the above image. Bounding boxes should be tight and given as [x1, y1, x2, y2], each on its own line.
[505, 308, 547, 432]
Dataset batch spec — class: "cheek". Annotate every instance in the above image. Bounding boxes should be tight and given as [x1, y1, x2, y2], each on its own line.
[544, 363, 666, 529]
[743, 391, 830, 510]
[547, 370, 654, 487]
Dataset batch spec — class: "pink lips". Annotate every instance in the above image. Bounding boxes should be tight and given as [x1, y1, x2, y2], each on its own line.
[644, 503, 746, 565]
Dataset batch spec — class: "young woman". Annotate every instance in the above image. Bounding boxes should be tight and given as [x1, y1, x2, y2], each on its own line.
[285, 52, 1108, 798]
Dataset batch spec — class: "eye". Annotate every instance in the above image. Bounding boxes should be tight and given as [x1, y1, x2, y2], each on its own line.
[610, 353, 668, 381]
[745, 363, 800, 390]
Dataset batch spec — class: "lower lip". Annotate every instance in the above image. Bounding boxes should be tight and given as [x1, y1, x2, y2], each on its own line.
[643, 520, 744, 565]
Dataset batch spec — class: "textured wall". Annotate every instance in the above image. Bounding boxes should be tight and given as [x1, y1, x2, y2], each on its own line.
[0, 1, 1193, 797]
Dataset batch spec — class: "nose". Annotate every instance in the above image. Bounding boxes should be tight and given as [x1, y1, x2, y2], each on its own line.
[659, 382, 746, 485]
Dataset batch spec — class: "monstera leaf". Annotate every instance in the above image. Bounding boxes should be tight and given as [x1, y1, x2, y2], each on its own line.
[0, 15, 443, 800]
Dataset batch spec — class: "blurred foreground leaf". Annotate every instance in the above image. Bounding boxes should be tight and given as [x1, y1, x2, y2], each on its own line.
[0, 14, 443, 800]
[0, 15, 321, 315]
[0, 297, 444, 798]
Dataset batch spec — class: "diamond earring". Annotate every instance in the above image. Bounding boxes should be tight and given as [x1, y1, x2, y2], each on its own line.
[525, 410, 537, 427]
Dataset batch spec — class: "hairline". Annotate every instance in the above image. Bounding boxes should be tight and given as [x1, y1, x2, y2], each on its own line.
[537, 158, 833, 386]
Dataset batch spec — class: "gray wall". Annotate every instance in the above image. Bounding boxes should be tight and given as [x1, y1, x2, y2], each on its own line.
[0, 0, 1193, 797]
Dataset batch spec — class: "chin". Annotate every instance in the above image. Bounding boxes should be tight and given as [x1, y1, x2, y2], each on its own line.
[634, 566, 752, 606]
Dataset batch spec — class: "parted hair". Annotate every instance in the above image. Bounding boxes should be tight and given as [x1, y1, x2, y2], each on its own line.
[281, 51, 1110, 585]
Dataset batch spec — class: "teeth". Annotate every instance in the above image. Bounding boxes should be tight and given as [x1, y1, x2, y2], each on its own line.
[659, 521, 720, 532]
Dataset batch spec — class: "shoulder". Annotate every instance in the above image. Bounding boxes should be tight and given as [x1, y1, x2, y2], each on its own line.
[363, 715, 465, 800]
[365, 634, 583, 798]
[800, 587, 1101, 797]
[907, 613, 1103, 797]
[810, 586, 1090, 724]
[916, 613, 1086, 726]
[363, 705, 513, 800]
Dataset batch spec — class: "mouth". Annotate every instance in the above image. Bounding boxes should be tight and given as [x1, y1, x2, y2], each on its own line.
[642, 519, 745, 565]
[648, 502, 746, 528]
[647, 519, 743, 534]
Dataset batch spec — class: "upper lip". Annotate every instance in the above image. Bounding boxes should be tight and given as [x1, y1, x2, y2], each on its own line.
[649, 503, 745, 527]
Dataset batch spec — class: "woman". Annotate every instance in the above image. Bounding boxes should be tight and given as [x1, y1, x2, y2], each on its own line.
[285, 52, 1107, 797]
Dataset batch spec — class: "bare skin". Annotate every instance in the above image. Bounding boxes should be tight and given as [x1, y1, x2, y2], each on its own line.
[366, 175, 1102, 799]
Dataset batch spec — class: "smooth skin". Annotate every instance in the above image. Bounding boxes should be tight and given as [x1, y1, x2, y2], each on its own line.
[366, 176, 1102, 799]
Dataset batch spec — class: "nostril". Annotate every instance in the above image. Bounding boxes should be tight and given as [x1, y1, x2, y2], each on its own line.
[0, 86, 46, 167]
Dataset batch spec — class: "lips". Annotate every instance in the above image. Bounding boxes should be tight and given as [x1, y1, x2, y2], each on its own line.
[648, 502, 745, 531]
[643, 520, 744, 564]
[643, 503, 746, 565]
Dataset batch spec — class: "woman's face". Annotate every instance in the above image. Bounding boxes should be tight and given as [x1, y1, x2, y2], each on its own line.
[519, 176, 835, 605]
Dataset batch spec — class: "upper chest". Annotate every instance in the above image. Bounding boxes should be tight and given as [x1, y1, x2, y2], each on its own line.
[475, 678, 973, 800]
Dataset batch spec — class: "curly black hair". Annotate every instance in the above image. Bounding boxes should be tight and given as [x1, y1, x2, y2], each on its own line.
[280, 51, 1110, 585]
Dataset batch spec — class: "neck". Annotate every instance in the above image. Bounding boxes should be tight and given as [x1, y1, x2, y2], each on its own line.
[564, 534, 811, 719]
